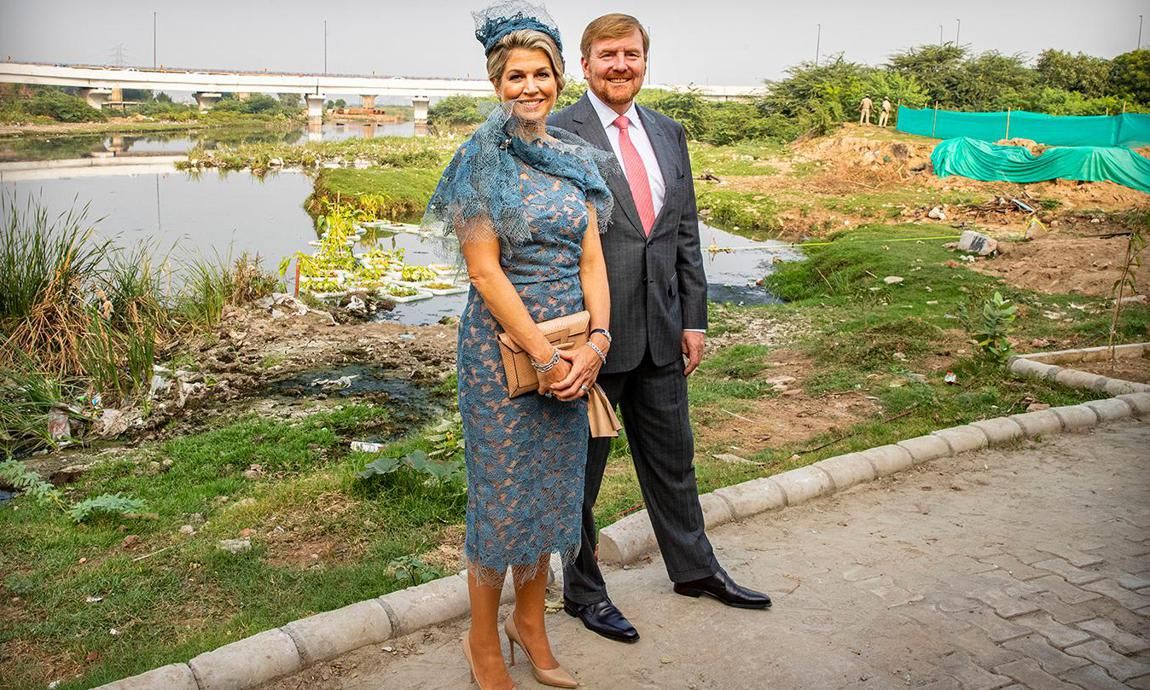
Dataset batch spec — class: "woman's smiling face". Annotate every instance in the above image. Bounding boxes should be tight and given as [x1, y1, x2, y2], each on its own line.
[495, 47, 558, 122]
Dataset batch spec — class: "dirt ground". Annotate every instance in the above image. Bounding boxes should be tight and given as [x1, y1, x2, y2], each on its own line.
[1071, 355, 1150, 384]
[727, 124, 1150, 298]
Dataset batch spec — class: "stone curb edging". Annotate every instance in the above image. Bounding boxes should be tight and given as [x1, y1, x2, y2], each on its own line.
[1006, 342, 1150, 397]
[96, 392, 1150, 690]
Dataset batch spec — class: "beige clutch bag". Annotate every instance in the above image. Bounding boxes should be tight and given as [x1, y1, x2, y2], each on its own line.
[587, 384, 622, 438]
[497, 311, 590, 398]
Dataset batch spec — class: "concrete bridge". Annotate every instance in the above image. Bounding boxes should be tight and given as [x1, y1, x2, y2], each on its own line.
[0, 61, 764, 122]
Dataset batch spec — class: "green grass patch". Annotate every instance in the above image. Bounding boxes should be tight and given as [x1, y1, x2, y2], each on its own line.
[307, 167, 442, 222]
[0, 402, 469, 690]
[688, 140, 782, 177]
[696, 186, 781, 238]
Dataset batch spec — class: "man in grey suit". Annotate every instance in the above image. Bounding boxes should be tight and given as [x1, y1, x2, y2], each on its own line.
[549, 13, 771, 644]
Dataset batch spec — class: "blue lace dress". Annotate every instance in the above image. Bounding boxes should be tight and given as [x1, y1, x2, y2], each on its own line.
[457, 161, 591, 582]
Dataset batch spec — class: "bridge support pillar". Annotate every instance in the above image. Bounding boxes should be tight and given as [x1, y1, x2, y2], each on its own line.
[236, 92, 251, 101]
[109, 86, 123, 102]
[360, 94, 375, 110]
[412, 96, 429, 123]
[78, 88, 112, 110]
[306, 94, 326, 125]
[194, 92, 222, 112]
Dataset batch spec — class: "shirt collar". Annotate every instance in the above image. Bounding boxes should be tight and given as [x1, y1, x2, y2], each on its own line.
[586, 88, 642, 132]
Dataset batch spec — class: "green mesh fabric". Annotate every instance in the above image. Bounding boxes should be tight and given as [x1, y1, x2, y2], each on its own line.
[931, 137, 1150, 193]
[897, 107, 1150, 148]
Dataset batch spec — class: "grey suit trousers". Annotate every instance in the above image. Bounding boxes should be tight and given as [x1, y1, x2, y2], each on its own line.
[563, 352, 719, 604]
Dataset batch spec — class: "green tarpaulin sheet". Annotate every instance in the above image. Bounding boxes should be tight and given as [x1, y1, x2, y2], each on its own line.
[931, 137, 1150, 193]
[897, 107, 1150, 148]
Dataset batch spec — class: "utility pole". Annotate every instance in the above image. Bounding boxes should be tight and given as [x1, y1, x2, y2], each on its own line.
[938, 24, 943, 46]
[152, 11, 157, 68]
[955, 18, 961, 46]
[815, 24, 821, 67]
[1139, 14, 1144, 50]
[323, 19, 328, 75]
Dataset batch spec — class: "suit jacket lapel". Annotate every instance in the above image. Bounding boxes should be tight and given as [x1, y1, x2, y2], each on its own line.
[567, 95, 645, 238]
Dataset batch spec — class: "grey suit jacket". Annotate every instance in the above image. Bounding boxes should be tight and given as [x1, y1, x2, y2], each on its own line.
[549, 94, 708, 375]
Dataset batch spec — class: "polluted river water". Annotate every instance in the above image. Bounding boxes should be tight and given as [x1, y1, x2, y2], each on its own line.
[1, 127, 801, 325]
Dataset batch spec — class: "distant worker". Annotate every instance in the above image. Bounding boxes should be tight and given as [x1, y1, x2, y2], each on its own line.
[859, 96, 873, 125]
[879, 97, 892, 127]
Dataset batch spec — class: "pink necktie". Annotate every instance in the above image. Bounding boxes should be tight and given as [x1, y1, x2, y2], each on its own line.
[613, 115, 656, 235]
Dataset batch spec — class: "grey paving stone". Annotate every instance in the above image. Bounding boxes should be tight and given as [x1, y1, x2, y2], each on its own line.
[979, 554, 1047, 581]
[1014, 612, 1092, 649]
[970, 417, 1026, 445]
[378, 573, 470, 636]
[1083, 578, 1150, 609]
[1065, 639, 1150, 681]
[93, 664, 198, 690]
[897, 434, 952, 463]
[842, 563, 883, 582]
[901, 603, 975, 635]
[1025, 591, 1097, 624]
[854, 575, 923, 608]
[1117, 392, 1150, 415]
[1119, 573, 1150, 591]
[932, 425, 990, 454]
[993, 659, 1080, 689]
[1084, 397, 1137, 422]
[953, 628, 1022, 669]
[1001, 634, 1089, 674]
[1051, 404, 1100, 431]
[771, 465, 835, 506]
[282, 599, 392, 665]
[955, 607, 1031, 643]
[813, 452, 876, 491]
[1059, 665, 1131, 690]
[1075, 617, 1150, 654]
[935, 650, 1014, 690]
[712, 477, 786, 520]
[1128, 673, 1150, 690]
[1038, 545, 1105, 568]
[1010, 410, 1064, 438]
[1033, 558, 1105, 585]
[1030, 575, 1103, 605]
[969, 588, 1041, 619]
[187, 628, 301, 690]
[1011, 546, 1057, 566]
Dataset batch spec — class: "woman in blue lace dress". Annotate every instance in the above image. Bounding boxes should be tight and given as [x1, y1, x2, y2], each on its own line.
[422, 4, 616, 688]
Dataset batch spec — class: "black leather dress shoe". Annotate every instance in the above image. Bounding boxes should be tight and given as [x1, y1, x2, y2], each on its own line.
[673, 569, 772, 609]
[563, 598, 640, 643]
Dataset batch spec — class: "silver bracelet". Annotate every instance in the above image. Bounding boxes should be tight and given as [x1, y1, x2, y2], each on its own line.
[530, 348, 561, 373]
[586, 340, 607, 365]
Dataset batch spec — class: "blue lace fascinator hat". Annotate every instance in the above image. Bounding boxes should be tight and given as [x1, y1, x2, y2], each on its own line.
[473, 1, 563, 56]
[422, 2, 619, 253]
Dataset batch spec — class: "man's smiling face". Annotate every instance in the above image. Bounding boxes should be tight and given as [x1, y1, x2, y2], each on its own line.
[582, 28, 646, 113]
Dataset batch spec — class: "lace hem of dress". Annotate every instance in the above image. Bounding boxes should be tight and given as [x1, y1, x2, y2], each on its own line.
[466, 541, 581, 588]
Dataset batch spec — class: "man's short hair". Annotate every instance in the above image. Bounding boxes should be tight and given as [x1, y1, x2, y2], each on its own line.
[580, 13, 649, 59]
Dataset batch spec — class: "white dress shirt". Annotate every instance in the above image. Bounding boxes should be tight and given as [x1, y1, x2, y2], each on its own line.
[586, 89, 666, 218]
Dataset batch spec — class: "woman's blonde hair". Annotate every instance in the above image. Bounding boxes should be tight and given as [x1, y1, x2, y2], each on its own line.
[486, 29, 566, 94]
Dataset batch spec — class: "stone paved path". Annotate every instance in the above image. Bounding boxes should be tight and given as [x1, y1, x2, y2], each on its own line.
[266, 422, 1150, 689]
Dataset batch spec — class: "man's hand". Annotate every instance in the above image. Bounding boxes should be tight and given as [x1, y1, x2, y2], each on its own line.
[681, 330, 706, 376]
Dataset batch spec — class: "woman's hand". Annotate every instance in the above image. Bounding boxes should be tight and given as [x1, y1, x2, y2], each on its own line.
[549, 344, 603, 401]
[537, 357, 573, 397]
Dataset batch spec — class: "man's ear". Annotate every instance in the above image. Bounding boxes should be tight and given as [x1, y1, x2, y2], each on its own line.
[581, 57, 591, 80]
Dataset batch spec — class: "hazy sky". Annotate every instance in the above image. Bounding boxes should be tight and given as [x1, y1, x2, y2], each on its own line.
[0, 0, 1144, 86]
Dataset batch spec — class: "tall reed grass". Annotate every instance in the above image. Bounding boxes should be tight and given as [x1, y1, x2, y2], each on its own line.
[1, 194, 278, 455]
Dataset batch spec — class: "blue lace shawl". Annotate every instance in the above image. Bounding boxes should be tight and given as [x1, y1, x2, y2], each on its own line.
[423, 104, 618, 252]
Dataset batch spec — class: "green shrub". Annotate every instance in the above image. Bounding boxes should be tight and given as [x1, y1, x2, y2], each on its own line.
[25, 90, 106, 123]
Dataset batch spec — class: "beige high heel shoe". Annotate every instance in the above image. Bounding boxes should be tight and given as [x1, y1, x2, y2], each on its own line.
[462, 635, 517, 690]
[504, 616, 578, 688]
